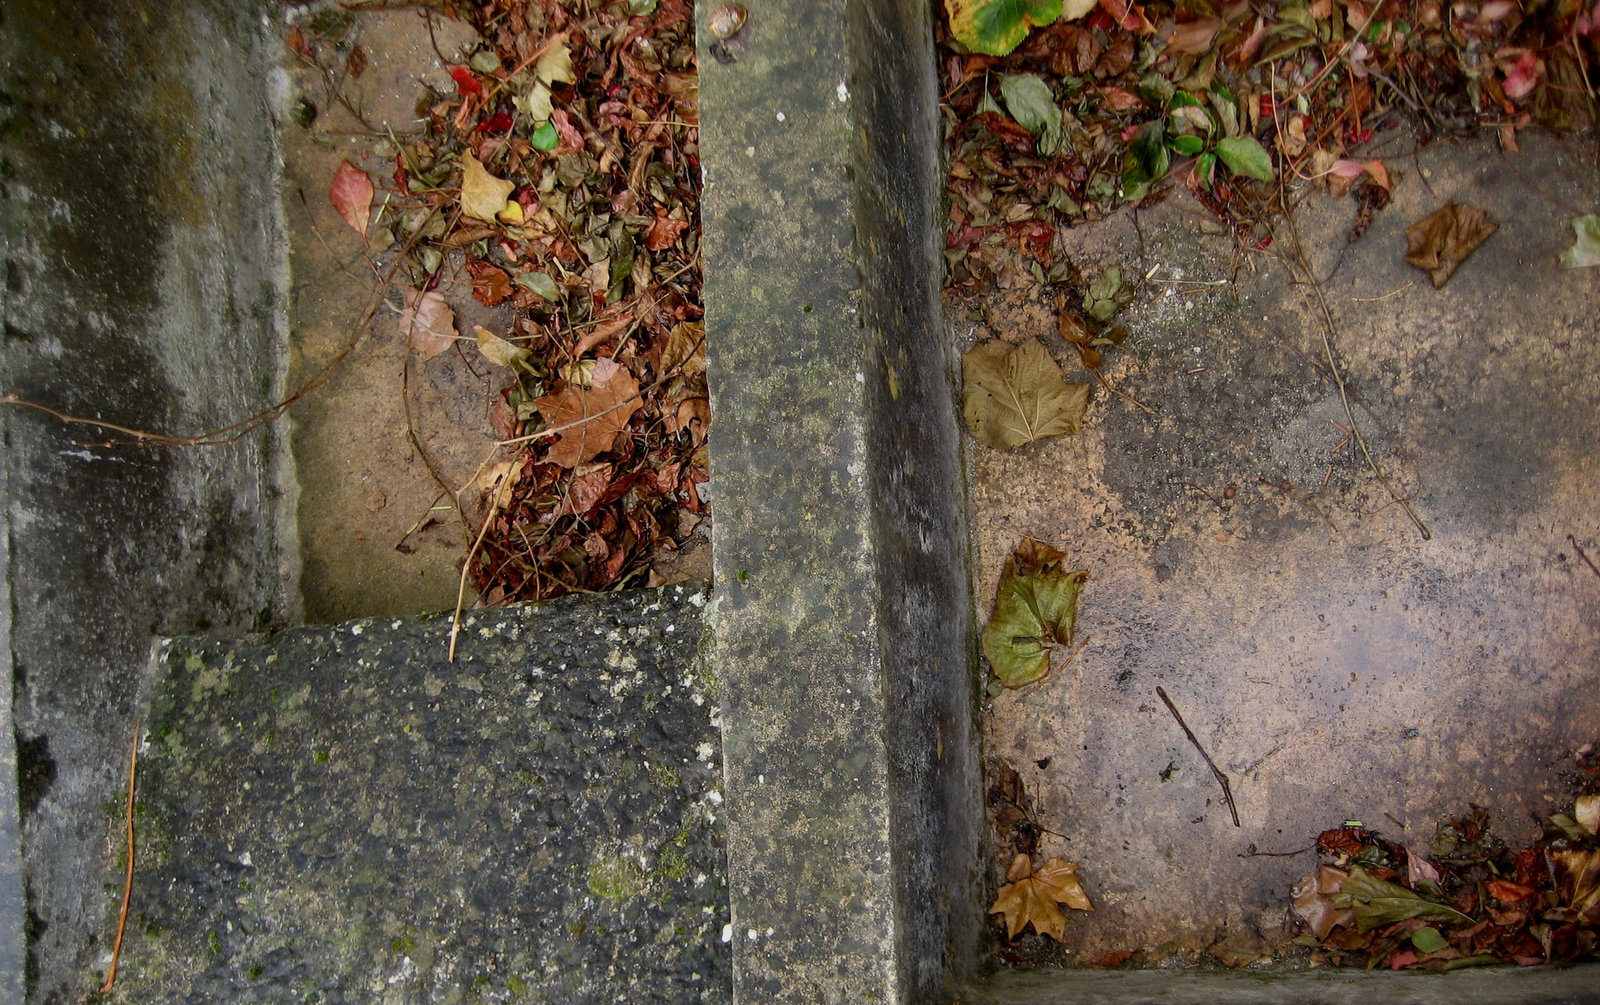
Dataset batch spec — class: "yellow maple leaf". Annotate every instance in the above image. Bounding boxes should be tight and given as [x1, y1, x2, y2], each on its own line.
[989, 853, 1093, 941]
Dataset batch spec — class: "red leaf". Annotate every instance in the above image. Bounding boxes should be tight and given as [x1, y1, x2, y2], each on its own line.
[645, 212, 691, 251]
[451, 66, 483, 96]
[1097, 0, 1156, 33]
[561, 465, 616, 517]
[286, 27, 314, 62]
[476, 111, 515, 133]
[466, 260, 514, 306]
[329, 161, 374, 236]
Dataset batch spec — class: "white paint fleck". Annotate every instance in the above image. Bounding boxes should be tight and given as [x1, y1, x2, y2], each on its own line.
[836, 81, 849, 103]
[775, 111, 786, 122]
[745, 145, 756, 157]
[350, 624, 364, 636]
[698, 743, 716, 763]
[721, 924, 734, 942]
[747, 928, 759, 941]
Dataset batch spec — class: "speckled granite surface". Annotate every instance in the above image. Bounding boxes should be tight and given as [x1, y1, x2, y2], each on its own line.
[110, 587, 727, 1004]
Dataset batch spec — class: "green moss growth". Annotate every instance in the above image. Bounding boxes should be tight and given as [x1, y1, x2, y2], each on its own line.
[586, 853, 645, 900]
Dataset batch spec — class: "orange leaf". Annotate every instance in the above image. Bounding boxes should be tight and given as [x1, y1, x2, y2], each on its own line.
[988, 853, 1093, 941]
[534, 363, 641, 468]
[330, 160, 374, 236]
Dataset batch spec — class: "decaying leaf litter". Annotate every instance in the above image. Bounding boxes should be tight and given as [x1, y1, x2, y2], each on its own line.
[293, 0, 707, 630]
[948, 0, 1600, 966]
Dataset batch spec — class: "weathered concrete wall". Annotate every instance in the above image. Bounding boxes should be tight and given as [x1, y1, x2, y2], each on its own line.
[109, 588, 728, 1003]
[0, 0, 291, 999]
[696, 0, 981, 999]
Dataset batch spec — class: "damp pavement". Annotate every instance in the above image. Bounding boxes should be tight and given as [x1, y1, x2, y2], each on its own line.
[975, 129, 1600, 964]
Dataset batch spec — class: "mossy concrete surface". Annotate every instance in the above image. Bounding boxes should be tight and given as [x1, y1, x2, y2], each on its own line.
[111, 587, 727, 1003]
[0, 0, 292, 999]
[696, 0, 981, 1000]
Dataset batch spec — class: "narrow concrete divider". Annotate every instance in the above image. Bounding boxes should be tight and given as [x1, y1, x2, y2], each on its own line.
[696, 0, 984, 998]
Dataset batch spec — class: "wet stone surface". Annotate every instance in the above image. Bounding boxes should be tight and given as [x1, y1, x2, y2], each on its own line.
[972, 131, 1600, 965]
[111, 587, 728, 1003]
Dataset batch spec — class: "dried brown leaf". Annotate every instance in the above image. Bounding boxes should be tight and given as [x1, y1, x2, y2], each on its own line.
[535, 365, 642, 468]
[1404, 202, 1498, 288]
[989, 853, 1093, 941]
[962, 339, 1088, 450]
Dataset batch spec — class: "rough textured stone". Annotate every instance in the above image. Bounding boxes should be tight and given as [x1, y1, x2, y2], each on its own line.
[108, 587, 728, 1003]
[0, 1, 291, 999]
[696, 0, 982, 1000]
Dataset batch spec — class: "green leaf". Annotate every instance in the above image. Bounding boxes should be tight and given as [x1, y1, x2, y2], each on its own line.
[1215, 136, 1274, 181]
[1335, 868, 1476, 933]
[1130, 119, 1170, 180]
[1196, 151, 1217, 186]
[1410, 927, 1449, 953]
[962, 338, 1089, 450]
[530, 121, 559, 151]
[1559, 215, 1600, 269]
[982, 538, 1089, 688]
[514, 270, 562, 301]
[946, 0, 1063, 56]
[1170, 91, 1204, 109]
[1170, 133, 1206, 156]
[999, 74, 1063, 155]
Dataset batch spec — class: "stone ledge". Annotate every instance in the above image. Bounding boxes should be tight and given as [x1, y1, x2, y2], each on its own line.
[108, 587, 728, 1003]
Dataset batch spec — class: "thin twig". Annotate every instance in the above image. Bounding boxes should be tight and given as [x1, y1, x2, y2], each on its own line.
[1089, 367, 1155, 415]
[1569, 535, 1600, 581]
[99, 718, 140, 994]
[1278, 205, 1431, 540]
[1238, 843, 1314, 858]
[1156, 686, 1240, 828]
[448, 508, 497, 662]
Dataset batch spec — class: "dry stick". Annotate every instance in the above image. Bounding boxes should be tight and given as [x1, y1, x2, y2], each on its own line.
[1569, 535, 1600, 581]
[1155, 686, 1240, 828]
[448, 507, 497, 662]
[1279, 208, 1432, 541]
[99, 719, 140, 994]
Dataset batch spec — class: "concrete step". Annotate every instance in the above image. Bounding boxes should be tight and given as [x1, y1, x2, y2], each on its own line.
[111, 587, 727, 1003]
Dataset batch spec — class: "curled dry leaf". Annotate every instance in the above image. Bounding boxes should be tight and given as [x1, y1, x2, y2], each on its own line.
[1404, 202, 1498, 288]
[962, 338, 1088, 450]
[398, 289, 457, 361]
[330, 160, 374, 236]
[461, 152, 517, 223]
[989, 852, 1093, 941]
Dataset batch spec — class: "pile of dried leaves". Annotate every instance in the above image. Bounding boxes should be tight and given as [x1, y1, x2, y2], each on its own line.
[302, 0, 706, 605]
[1292, 788, 1600, 969]
[941, 0, 1600, 293]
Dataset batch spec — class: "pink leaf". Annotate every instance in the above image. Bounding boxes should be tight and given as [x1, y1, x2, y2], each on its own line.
[1501, 49, 1544, 100]
[398, 289, 457, 362]
[330, 160, 374, 237]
